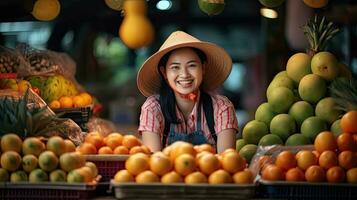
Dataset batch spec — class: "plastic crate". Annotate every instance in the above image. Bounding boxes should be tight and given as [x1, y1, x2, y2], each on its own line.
[85, 155, 128, 182]
[110, 181, 257, 200]
[0, 181, 97, 200]
[258, 179, 357, 200]
[54, 106, 92, 124]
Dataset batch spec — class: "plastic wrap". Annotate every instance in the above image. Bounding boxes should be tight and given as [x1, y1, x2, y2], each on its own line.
[87, 117, 118, 137]
[0, 45, 29, 77]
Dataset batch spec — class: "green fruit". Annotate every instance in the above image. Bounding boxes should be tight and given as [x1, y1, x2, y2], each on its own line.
[29, 168, 48, 182]
[315, 97, 343, 124]
[298, 74, 326, 104]
[258, 134, 283, 146]
[236, 139, 246, 152]
[38, 151, 58, 172]
[50, 169, 67, 182]
[259, 0, 285, 8]
[67, 169, 85, 183]
[267, 87, 295, 113]
[311, 51, 339, 81]
[270, 114, 296, 142]
[10, 170, 28, 182]
[255, 102, 277, 126]
[239, 144, 258, 164]
[242, 120, 269, 145]
[198, 0, 225, 16]
[0, 168, 9, 182]
[285, 133, 311, 146]
[286, 53, 312, 83]
[273, 70, 287, 79]
[22, 154, 38, 173]
[301, 116, 328, 141]
[288, 101, 314, 126]
[266, 75, 295, 98]
[331, 119, 342, 137]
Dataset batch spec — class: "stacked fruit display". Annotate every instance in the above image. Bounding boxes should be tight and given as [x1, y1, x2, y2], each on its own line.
[113, 141, 254, 184]
[76, 131, 151, 155]
[0, 134, 98, 183]
[257, 110, 357, 183]
[0, 79, 40, 94]
[237, 16, 350, 163]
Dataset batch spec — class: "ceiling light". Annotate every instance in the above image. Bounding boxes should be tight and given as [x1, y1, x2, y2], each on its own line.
[156, 0, 172, 10]
[260, 8, 278, 19]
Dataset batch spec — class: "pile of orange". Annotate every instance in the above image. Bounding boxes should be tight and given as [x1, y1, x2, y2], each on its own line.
[49, 92, 93, 109]
[260, 110, 357, 183]
[113, 141, 254, 184]
[76, 132, 151, 155]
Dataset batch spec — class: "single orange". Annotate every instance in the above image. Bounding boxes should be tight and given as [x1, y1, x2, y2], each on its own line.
[314, 131, 337, 153]
[285, 167, 305, 182]
[275, 151, 297, 171]
[98, 146, 113, 154]
[305, 165, 325, 182]
[198, 153, 221, 175]
[129, 146, 146, 155]
[346, 167, 357, 183]
[195, 144, 216, 154]
[59, 96, 73, 108]
[296, 150, 318, 170]
[113, 146, 129, 154]
[208, 169, 233, 184]
[221, 151, 247, 174]
[135, 170, 159, 183]
[76, 143, 97, 155]
[85, 132, 104, 150]
[185, 171, 208, 184]
[149, 152, 172, 176]
[105, 134, 123, 150]
[338, 150, 357, 170]
[337, 133, 356, 152]
[114, 169, 134, 183]
[318, 150, 338, 169]
[170, 142, 196, 162]
[125, 153, 150, 176]
[341, 111, 357, 134]
[122, 135, 141, 149]
[326, 166, 346, 183]
[232, 169, 254, 184]
[261, 164, 285, 181]
[161, 171, 183, 183]
[174, 154, 196, 176]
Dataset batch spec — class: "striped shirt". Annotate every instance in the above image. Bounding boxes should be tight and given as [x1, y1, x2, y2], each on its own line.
[138, 94, 239, 145]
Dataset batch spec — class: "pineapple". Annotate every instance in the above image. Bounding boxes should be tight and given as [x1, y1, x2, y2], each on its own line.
[329, 77, 357, 112]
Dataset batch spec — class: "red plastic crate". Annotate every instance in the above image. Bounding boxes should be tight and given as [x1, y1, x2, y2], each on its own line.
[0, 182, 97, 200]
[85, 155, 128, 182]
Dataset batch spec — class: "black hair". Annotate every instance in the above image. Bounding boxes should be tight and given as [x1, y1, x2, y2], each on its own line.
[158, 47, 208, 125]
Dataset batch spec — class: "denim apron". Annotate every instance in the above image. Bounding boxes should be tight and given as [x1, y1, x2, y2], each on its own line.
[167, 104, 208, 145]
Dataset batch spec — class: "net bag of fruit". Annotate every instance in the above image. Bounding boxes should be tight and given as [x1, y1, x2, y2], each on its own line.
[0, 45, 30, 78]
[0, 88, 84, 145]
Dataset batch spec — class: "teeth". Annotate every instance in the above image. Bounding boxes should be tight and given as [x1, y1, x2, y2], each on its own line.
[178, 80, 193, 84]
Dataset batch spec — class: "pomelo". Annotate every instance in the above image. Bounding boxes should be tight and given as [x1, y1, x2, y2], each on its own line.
[311, 51, 339, 81]
[22, 154, 38, 173]
[258, 134, 284, 146]
[29, 168, 49, 182]
[10, 170, 28, 182]
[301, 116, 328, 141]
[242, 120, 269, 145]
[22, 137, 45, 156]
[236, 139, 247, 152]
[255, 102, 277, 126]
[270, 114, 296, 141]
[1, 151, 21, 172]
[266, 75, 295, 98]
[286, 53, 312, 83]
[38, 151, 58, 172]
[331, 119, 342, 137]
[315, 97, 343, 124]
[288, 101, 314, 126]
[50, 169, 67, 182]
[285, 133, 311, 146]
[298, 74, 326, 104]
[267, 87, 295, 113]
[239, 144, 258, 163]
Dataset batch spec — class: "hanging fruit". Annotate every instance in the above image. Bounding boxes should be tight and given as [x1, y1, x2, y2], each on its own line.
[104, 0, 124, 11]
[119, 0, 155, 49]
[303, 0, 329, 8]
[198, 0, 225, 16]
[32, 0, 61, 21]
[259, 0, 285, 8]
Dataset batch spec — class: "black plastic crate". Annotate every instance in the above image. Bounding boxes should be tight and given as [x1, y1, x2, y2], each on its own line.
[54, 107, 92, 131]
[258, 180, 357, 200]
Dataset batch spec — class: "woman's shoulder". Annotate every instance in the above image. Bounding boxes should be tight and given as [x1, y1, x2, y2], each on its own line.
[142, 95, 161, 110]
[210, 94, 234, 106]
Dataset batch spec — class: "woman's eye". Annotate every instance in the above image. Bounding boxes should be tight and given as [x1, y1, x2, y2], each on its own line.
[170, 66, 179, 70]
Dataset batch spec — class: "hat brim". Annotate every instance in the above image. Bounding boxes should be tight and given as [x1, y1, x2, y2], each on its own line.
[137, 41, 232, 97]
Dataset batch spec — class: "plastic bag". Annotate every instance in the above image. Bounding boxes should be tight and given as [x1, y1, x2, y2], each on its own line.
[87, 117, 118, 137]
[0, 45, 29, 75]
[0, 88, 84, 145]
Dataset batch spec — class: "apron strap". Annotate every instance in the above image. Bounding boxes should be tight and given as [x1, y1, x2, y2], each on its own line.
[201, 92, 217, 143]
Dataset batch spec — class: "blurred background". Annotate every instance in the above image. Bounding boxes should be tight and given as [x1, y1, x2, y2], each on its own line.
[0, 0, 356, 133]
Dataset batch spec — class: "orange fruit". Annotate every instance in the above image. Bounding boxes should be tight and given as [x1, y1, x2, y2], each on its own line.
[326, 166, 346, 183]
[113, 146, 129, 154]
[341, 111, 357, 134]
[221, 151, 247, 174]
[22, 137, 45, 156]
[49, 100, 61, 109]
[232, 169, 254, 184]
[1, 151, 22, 172]
[72, 95, 86, 108]
[114, 169, 134, 183]
[195, 144, 216, 154]
[258, 155, 273, 170]
[261, 164, 285, 181]
[337, 133, 356, 152]
[208, 169, 233, 184]
[170, 142, 196, 162]
[303, 0, 329, 8]
[338, 150, 357, 170]
[129, 146, 147, 155]
[346, 167, 357, 183]
[59, 96, 73, 108]
[296, 150, 318, 170]
[125, 153, 149, 175]
[98, 146, 113, 154]
[275, 151, 297, 171]
[1, 133, 22, 153]
[104, 133, 123, 149]
[122, 135, 141, 149]
[198, 153, 221, 175]
[135, 170, 159, 183]
[318, 150, 338, 169]
[46, 136, 66, 156]
[140, 145, 151, 154]
[305, 165, 325, 182]
[221, 148, 236, 156]
[314, 131, 337, 153]
[85, 132, 104, 150]
[285, 167, 305, 182]
[185, 171, 208, 184]
[76, 143, 97, 155]
[79, 92, 93, 105]
[64, 139, 76, 152]
[161, 171, 183, 183]
[149, 152, 172, 176]
[174, 154, 196, 176]
[312, 150, 321, 159]
[32, 0, 60, 21]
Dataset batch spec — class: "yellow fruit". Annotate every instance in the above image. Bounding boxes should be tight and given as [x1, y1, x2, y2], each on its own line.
[22, 137, 45, 156]
[22, 154, 38, 173]
[10, 170, 28, 182]
[46, 136, 66, 156]
[49, 169, 67, 182]
[32, 0, 61, 21]
[0, 151, 22, 172]
[185, 172, 208, 184]
[59, 96, 73, 108]
[1, 133, 22, 153]
[161, 171, 183, 183]
[67, 169, 86, 183]
[49, 100, 61, 109]
[29, 168, 48, 182]
[0, 168, 10, 182]
[135, 170, 159, 183]
[17, 80, 31, 93]
[114, 169, 135, 183]
[38, 151, 58, 172]
[59, 152, 85, 172]
[72, 95, 86, 108]
[64, 139, 76, 152]
[85, 162, 98, 178]
[125, 153, 149, 175]
[79, 92, 93, 105]
[303, 0, 328, 8]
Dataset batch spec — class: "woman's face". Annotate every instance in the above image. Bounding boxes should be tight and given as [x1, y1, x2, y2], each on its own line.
[161, 47, 204, 95]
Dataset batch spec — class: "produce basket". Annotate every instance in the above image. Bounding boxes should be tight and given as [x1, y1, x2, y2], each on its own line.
[85, 155, 128, 182]
[0, 73, 17, 79]
[54, 106, 92, 131]
[0, 181, 97, 200]
[110, 180, 256, 200]
[258, 179, 357, 200]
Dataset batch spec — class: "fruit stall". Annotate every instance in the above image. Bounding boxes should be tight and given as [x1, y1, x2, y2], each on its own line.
[0, 0, 357, 200]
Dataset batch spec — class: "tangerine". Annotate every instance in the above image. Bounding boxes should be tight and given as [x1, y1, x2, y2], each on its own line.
[275, 151, 297, 171]
[341, 111, 357, 134]
[208, 169, 233, 184]
[122, 135, 141, 149]
[261, 164, 285, 181]
[161, 171, 183, 183]
[232, 169, 254, 184]
[318, 150, 338, 169]
[285, 167, 305, 182]
[185, 171, 208, 184]
[113, 146, 129, 154]
[305, 165, 325, 182]
[338, 150, 357, 170]
[114, 169, 134, 183]
[337, 133, 356, 152]
[326, 166, 346, 183]
[149, 152, 172, 176]
[125, 153, 149, 175]
[314, 131, 337, 153]
[221, 151, 247, 174]
[198, 153, 221, 175]
[296, 150, 318, 170]
[174, 154, 196, 176]
[135, 170, 159, 183]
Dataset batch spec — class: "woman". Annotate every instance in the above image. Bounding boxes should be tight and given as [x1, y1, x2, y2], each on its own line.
[137, 31, 238, 153]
